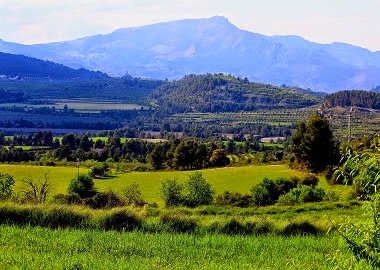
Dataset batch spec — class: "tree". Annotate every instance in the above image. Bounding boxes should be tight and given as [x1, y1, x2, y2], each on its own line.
[20, 174, 52, 204]
[147, 143, 166, 170]
[160, 178, 184, 207]
[123, 183, 146, 206]
[291, 113, 339, 172]
[68, 174, 96, 198]
[184, 172, 214, 207]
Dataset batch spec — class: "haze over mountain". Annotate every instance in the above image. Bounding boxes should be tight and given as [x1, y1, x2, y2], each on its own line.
[1, 16, 380, 92]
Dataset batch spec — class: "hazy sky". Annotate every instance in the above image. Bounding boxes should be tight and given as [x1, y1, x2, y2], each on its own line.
[0, 0, 379, 51]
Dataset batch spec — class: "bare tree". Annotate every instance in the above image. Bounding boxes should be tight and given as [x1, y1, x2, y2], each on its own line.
[20, 173, 53, 204]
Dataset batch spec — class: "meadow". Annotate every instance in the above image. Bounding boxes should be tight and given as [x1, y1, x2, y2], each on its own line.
[0, 164, 351, 205]
[0, 225, 355, 270]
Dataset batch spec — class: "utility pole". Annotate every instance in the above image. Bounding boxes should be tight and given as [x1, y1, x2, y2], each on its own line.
[348, 106, 353, 144]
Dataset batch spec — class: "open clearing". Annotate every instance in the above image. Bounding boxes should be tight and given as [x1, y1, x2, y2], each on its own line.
[0, 164, 351, 205]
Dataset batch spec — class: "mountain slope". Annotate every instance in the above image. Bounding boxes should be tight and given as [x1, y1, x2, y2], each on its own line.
[0, 52, 107, 79]
[1, 16, 380, 91]
[152, 74, 321, 113]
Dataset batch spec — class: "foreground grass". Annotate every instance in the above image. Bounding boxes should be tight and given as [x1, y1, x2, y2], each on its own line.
[0, 225, 345, 270]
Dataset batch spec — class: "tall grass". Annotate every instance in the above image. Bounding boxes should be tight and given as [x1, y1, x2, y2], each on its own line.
[0, 224, 346, 269]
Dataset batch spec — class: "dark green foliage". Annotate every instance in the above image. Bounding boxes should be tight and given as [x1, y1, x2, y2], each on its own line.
[67, 174, 96, 198]
[0, 205, 88, 228]
[209, 149, 230, 167]
[160, 214, 197, 233]
[160, 179, 184, 207]
[282, 222, 322, 236]
[122, 183, 146, 206]
[84, 191, 124, 209]
[291, 113, 340, 172]
[0, 173, 15, 200]
[251, 177, 298, 206]
[152, 74, 320, 114]
[99, 209, 142, 231]
[53, 193, 82, 205]
[301, 175, 319, 188]
[215, 191, 252, 207]
[184, 172, 214, 207]
[323, 90, 380, 109]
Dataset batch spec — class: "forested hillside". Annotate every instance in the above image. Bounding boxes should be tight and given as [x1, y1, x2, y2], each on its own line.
[322, 90, 380, 109]
[152, 74, 321, 113]
[0, 52, 107, 79]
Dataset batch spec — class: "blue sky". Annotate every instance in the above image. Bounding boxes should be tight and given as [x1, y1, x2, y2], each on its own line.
[0, 0, 379, 51]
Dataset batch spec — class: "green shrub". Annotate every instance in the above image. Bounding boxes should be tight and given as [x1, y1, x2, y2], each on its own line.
[0, 173, 15, 201]
[278, 186, 325, 205]
[99, 209, 142, 231]
[301, 175, 319, 188]
[160, 213, 197, 233]
[84, 191, 124, 209]
[89, 162, 109, 178]
[184, 172, 214, 207]
[40, 208, 89, 229]
[282, 221, 322, 236]
[215, 191, 252, 207]
[53, 193, 82, 205]
[251, 177, 297, 206]
[160, 178, 184, 207]
[123, 183, 146, 206]
[220, 218, 247, 235]
[68, 174, 96, 198]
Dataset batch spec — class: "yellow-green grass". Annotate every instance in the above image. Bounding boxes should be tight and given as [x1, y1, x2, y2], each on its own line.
[0, 164, 350, 205]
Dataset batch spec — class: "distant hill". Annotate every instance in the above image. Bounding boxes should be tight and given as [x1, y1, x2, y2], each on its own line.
[1, 16, 380, 91]
[322, 90, 380, 109]
[152, 74, 321, 113]
[0, 52, 108, 79]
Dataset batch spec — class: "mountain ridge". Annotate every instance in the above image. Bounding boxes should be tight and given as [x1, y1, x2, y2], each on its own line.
[1, 16, 380, 92]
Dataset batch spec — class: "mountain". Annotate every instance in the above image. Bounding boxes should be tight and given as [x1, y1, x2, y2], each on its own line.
[0, 52, 107, 79]
[1, 16, 380, 91]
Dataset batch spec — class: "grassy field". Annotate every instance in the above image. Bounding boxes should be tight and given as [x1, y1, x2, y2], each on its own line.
[0, 164, 351, 205]
[0, 224, 354, 270]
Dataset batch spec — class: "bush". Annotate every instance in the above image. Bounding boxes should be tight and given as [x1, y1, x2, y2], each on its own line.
[215, 191, 252, 207]
[123, 183, 146, 206]
[160, 213, 197, 233]
[301, 175, 319, 188]
[282, 222, 322, 236]
[278, 186, 326, 205]
[184, 172, 214, 207]
[99, 209, 142, 231]
[53, 193, 82, 205]
[40, 208, 89, 229]
[68, 174, 96, 198]
[160, 178, 184, 207]
[251, 177, 297, 206]
[89, 162, 109, 178]
[84, 191, 124, 209]
[0, 173, 15, 201]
